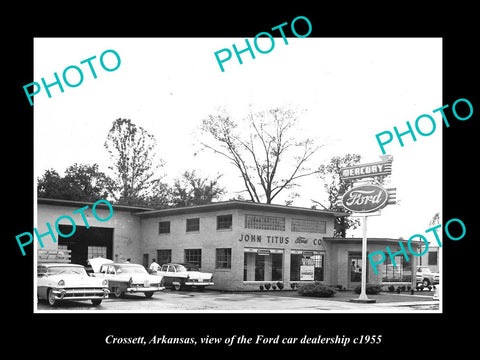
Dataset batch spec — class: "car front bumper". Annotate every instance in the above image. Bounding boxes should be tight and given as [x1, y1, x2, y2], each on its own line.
[126, 285, 166, 293]
[52, 288, 110, 300]
[184, 281, 214, 287]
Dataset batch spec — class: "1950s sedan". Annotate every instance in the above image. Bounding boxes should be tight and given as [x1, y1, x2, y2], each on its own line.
[90, 258, 165, 298]
[37, 263, 110, 306]
[156, 263, 214, 291]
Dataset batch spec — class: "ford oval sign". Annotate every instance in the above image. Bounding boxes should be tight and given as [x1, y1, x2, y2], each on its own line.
[341, 184, 389, 213]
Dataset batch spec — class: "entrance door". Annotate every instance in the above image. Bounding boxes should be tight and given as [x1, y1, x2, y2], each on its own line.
[348, 252, 367, 289]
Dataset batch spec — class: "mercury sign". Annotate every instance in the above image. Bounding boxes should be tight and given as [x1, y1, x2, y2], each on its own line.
[340, 160, 392, 181]
[341, 184, 389, 213]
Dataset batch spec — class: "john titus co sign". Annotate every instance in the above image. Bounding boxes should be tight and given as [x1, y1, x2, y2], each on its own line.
[341, 184, 389, 213]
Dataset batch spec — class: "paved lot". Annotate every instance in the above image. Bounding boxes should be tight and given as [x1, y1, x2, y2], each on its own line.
[36, 289, 439, 312]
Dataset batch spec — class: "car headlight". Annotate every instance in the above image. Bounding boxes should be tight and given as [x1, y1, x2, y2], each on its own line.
[102, 279, 108, 286]
[58, 280, 65, 286]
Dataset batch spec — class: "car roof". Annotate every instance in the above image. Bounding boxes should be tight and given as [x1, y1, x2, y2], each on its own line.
[163, 263, 198, 267]
[39, 263, 84, 268]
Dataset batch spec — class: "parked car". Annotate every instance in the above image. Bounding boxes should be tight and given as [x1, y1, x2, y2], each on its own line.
[416, 266, 439, 287]
[89, 258, 165, 298]
[37, 263, 109, 306]
[156, 263, 214, 291]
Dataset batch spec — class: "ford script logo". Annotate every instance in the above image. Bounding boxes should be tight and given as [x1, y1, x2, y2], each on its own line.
[341, 184, 389, 213]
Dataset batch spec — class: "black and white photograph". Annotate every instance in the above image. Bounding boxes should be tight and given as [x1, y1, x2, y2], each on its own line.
[8, 5, 477, 356]
[32, 36, 443, 313]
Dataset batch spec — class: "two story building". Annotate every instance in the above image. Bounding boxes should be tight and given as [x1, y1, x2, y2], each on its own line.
[36, 198, 417, 291]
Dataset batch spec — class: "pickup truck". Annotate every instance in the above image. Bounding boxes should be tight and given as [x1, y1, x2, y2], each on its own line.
[416, 266, 439, 287]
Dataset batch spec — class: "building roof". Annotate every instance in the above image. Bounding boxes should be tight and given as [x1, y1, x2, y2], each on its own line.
[323, 237, 423, 245]
[135, 200, 350, 218]
[37, 198, 350, 218]
[37, 198, 153, 212]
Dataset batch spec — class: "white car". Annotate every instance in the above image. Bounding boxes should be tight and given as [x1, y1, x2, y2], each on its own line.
[89, 258, 165, 298]
[157, 263, 214, 291]
[37, 263, 109, 306]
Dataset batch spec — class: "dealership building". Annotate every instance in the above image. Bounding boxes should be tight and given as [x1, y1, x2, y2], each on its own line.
[36, 198, 417, 291]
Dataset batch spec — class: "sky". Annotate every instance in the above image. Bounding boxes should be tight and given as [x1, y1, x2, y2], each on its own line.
[34, 37, 442, 239]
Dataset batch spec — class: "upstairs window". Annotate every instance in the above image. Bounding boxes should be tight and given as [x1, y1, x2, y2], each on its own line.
[159, 221, 170, 234]
[217, 214, 232, 230]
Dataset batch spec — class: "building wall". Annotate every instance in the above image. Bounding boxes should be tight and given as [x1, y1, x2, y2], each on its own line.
[140, 208, 336, 291]
[36, 203, 143, 264]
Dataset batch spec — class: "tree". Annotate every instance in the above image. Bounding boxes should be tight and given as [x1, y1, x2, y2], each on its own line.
[104, 118, 165, 206]
[171, 171, 225, 207]
[37, 163, 114, 202]
[200, 107, 321, 204]
[317, 154, 362, 237]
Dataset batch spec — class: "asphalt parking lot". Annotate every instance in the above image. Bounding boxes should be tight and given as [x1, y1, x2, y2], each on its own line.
[36, 289, 439, 312]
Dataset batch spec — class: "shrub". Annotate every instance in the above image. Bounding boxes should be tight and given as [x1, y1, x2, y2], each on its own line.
[290, 283, 297, 290]
[272, 284, 277, 290]
[354, 284, 382, 295]
[277, 282, 284, 290]
[264, 283, 271, 290]
[298, 282, 337, 298]
[388, 285, 395, 292]
[259, 285, 264, 291]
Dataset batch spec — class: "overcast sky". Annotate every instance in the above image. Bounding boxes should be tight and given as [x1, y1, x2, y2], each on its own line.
[34, 37, 442, 239]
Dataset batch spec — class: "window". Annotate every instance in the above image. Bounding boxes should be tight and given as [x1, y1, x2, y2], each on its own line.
[243, 249, 283, 281]
[381, 254, 412, 282]
[216, 248, 232, 269]
[245, 214, 285, 231]
[290, 253, 324, 281]
[186, 218, 200, 232]
[158, 221, 170, 234]
[428, 251, 438, 266]
[185, 249, 202, 267]
[217, 214, 232, 230]
[157, 250, 171, 266]
[87, 246, 107, 259]
[291, 218, 326, 233]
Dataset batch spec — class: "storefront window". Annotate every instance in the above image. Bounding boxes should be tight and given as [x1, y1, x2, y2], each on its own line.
[290, 252, 324, 281]
[382, 255, 412, 282]
[243, 249, 283, 281]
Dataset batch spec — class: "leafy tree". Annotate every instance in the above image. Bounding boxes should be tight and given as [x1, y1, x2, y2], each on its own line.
[317, 154, 362, 237]
[171, 171, 225, 207]
[37, 163, 114, 202]
[200, 107, 321, 204]
[104, 118, 165, 206]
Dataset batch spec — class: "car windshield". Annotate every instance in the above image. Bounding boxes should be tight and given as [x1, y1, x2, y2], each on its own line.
[47, 266, 87, 276]
[418, 267, 432, 273]
[115, 265, 148, 274]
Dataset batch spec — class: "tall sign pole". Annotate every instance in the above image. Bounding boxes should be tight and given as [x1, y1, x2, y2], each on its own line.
[339, 156, 395, 304]
[359, 215, 368, 301]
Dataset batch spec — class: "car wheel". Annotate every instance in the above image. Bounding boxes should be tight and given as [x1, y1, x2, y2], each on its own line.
[144, 292, 154, 298]
[113, 287, 124, 298]
[91, 299, 102, 306]
[173, 283, 182, 291]
[47, 289, 57, 306]
[422, 279, 430, 287]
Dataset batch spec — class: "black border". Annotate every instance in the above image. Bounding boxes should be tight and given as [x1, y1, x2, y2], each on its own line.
[8, 5, 478, 355]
